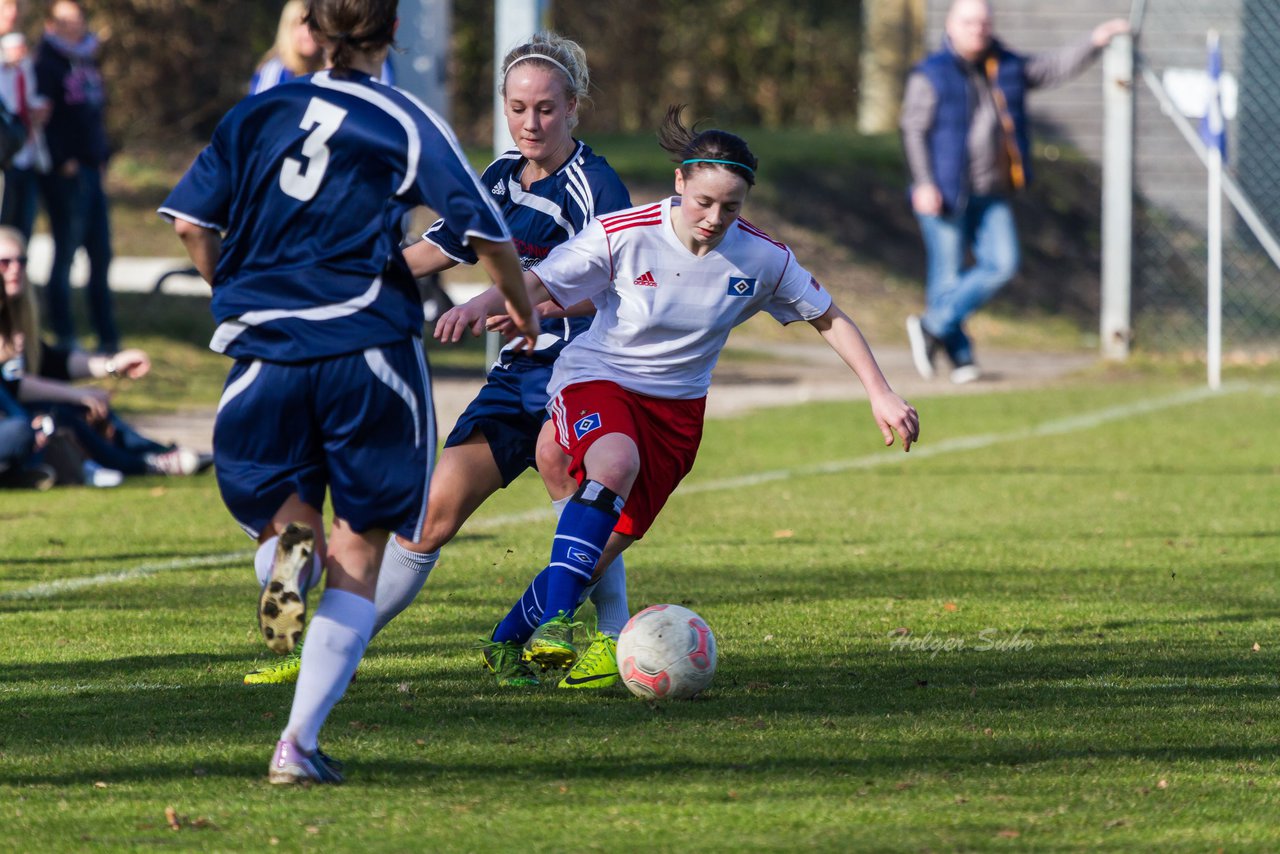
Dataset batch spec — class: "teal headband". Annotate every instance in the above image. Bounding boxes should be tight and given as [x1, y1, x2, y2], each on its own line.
[681, 158, 755, 175]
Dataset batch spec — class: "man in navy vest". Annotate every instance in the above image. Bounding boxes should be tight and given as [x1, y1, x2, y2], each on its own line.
[901, 0, 1128, 383]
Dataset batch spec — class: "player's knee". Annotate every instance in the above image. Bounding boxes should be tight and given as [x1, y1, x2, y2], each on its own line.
[583, 444, 639, 492]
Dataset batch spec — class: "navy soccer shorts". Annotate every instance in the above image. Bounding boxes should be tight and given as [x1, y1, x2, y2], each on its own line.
[213, 339, 436, 541]
[444, 360, 552, 487]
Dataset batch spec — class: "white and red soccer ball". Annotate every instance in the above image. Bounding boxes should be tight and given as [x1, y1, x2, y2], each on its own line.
[616, 604, 717, 699]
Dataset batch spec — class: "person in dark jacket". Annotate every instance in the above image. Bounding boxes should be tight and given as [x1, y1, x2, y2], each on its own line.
[35, 0, 115, 353]
[901, 0, 1128, 383]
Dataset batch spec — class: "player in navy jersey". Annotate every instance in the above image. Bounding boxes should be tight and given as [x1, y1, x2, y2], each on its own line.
[237, 31, 635, 691]
[447, 106, 920, 674]
[160, 0, 536, 785]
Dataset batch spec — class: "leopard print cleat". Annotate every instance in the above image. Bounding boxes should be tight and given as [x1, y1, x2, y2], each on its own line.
[258, 522, 315, 655]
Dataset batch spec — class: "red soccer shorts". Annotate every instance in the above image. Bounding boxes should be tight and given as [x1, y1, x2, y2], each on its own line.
[549, 380, 706, 538]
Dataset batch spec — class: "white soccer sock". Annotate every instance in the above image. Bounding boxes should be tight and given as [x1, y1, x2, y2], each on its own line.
[371, 538, 440, 637]
[254, 535, 323, 600]
[551, 495, 571, 517]
[282, 589, 375, 753]
[590, 555, 629, 637]
[253, 537, 278, 588]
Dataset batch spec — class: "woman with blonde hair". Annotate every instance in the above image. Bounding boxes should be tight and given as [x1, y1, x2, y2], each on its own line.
[0, 225, 207, 485]
[0, 225, 54, 487]
[250, 0, 323, 94]
[250, 0, 393, 94]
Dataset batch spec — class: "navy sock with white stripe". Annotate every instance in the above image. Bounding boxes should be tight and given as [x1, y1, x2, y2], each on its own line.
[543, 480, 624, 623]
[492, 480, 624, 644]
[491, 567, 550, 644]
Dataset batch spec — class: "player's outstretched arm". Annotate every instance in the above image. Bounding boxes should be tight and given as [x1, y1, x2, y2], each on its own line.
[433, 279, 558, 344]
[472, 237, 539, 353]
[172, 219, 221, 284]
[433, 288, 505, 343]
[403, 240, 460, 279]
[808, 304, 920, 452]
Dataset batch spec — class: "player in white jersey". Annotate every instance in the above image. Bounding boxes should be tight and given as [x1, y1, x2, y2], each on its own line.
[164, 0, 536, 783]
[446, 105, 920, 674]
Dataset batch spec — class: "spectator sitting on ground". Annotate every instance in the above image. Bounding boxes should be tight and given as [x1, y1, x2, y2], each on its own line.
[0, 225, 211, 483]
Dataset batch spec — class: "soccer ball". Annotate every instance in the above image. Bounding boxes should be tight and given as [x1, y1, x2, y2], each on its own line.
[616, 604, 717, 699]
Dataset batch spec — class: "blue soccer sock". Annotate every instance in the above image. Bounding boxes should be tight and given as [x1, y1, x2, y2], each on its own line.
[491, 568, 550, 645]
[492, 480, 624, 644]
[543, 480, 624, 623]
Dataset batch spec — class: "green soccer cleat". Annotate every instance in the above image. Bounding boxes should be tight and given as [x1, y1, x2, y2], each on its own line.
[478, 629, 540, 687]
[527, 613, 582, 670]
[558, 631, 619, 689]
[244, 647, 302, 685]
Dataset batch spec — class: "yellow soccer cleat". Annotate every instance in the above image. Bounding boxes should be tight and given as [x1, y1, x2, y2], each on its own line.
[244, 647, 302, 685]
[527, 613, 581, 670]
[558, 632, 619, 689]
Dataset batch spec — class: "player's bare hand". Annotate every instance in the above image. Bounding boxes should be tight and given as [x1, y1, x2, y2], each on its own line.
[871, 391, 919, 452]
[505, 301, 541, 354]
[433, 300, 488, 344]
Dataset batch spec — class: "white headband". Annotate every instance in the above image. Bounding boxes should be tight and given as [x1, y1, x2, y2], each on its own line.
[503, 52, 573, 83]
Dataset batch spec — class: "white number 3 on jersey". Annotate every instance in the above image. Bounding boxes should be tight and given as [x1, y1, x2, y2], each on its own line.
[279, 97, 348, 202]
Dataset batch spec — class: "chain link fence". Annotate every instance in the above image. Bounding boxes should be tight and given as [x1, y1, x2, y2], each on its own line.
[1133, 0, 1280, 355]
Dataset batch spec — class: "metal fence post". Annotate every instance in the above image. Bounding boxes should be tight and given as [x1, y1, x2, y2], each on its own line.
[1101, 34, 1134, 360]
[487, 0, 551, 368]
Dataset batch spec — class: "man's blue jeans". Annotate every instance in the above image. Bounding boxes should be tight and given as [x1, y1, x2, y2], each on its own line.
[40, 165, 118, 352]
[915, 194, 1019, 367]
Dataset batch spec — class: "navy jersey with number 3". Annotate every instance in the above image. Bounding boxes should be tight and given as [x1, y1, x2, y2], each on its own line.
[161, 71, 510, 362]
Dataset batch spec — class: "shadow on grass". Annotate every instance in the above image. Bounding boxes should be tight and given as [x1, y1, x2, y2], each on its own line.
[3, 630, 1278, 786]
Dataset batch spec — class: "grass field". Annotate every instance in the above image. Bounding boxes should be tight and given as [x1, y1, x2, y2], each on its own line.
[2, 369, 1278, 850]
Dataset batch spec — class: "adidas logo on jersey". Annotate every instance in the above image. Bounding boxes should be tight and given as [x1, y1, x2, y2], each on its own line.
[633, 271, 658, 288]
[491, 180, 506, 196]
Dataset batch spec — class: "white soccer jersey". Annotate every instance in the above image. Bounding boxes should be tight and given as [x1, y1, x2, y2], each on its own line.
[535, 196, 834, 400]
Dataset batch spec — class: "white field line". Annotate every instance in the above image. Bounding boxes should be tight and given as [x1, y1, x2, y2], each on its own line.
[2, 551, 253, 601]
[1, 384, 1240, 601]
